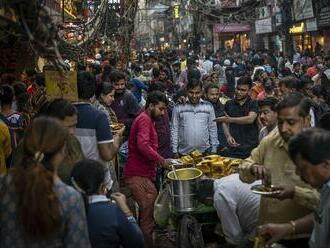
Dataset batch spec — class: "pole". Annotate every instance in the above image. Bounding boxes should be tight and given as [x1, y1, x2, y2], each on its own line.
[62, 0, 65, 23]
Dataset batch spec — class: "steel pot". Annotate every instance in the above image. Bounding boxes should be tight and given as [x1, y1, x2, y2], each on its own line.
[167, 168, 203, 212]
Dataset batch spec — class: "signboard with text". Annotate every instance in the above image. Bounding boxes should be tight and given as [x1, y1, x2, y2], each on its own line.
[293, 0, 314, 21]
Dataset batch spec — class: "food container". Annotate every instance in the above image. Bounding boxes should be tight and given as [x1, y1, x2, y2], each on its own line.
[167, 168, 203, 212]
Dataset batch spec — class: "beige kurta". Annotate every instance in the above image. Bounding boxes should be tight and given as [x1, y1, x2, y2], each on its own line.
[239, 128, 319, 236]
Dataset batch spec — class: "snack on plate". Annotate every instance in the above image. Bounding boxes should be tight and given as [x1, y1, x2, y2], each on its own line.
[180, 155, 194, 165]
[190, 150, 203, 159]
[203, 155, 221, 161]
[110, 122, 125, 131]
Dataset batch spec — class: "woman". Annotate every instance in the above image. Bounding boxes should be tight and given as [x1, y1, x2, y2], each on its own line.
[0, 117, 90, 247]
[71, 159, 143, 248]
[93, 82, 118, 124]
[0, 85, 24, 148]
[93, 83, 122, 192]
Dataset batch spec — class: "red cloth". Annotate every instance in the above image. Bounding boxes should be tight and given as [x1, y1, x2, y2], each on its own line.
[124, 111, 164, 180]
[306, 66, 318, 77]
[125, 176, 157, 245]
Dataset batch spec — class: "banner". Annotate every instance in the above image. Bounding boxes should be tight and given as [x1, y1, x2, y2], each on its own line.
[45, 71, 78, 101]
[293, 0, 314, 21]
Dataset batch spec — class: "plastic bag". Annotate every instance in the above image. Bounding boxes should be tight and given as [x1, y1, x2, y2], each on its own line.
[154, 184, 170, 227]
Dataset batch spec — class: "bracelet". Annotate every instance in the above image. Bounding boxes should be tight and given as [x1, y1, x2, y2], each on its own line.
[289, 220, 296, 236]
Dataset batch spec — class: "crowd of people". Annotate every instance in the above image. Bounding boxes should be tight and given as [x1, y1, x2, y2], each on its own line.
[0, 47, 330, 248]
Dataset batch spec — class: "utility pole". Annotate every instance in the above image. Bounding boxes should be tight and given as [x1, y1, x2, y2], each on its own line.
[280, 0, 294, 57]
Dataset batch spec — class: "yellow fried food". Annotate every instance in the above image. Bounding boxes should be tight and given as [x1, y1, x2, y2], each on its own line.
[180, 155, 194, 164]
[190, 150, 203, 159]
[110, 123, 125, 131]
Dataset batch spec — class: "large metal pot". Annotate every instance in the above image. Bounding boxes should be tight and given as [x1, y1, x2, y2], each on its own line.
[167, 168, 203, 212]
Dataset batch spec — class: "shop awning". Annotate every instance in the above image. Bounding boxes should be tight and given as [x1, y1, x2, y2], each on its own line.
[213, 23, 251, 33]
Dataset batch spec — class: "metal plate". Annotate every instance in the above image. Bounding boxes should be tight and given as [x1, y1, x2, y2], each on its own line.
[251, 184, 281, 196]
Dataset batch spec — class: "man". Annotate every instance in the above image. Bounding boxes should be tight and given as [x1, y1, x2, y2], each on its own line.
[258, 97, 278, 141]
[259, 128, 330, 248]
[171, 79, 219, 156]
[239, 93, 320, 247]
[215, 76, 259, 159]
[109, 69, 141, 138]
[74, 71, 123, 190]
[204, 83, 227, 149]
[292, 62, 302, 79]
[124, 91, 170, 246]
[279, 76, 300, 97]
[202, 53, 213, 73]
[0, 119, 11, 174]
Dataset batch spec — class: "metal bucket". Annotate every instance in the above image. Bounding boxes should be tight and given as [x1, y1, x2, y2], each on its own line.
[167, 168, 203, 212]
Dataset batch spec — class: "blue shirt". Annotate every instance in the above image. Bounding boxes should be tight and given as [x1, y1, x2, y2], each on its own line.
[74, 103, 113, 161]
[87, 195, 143, 248]
[310, 180, 330, 248]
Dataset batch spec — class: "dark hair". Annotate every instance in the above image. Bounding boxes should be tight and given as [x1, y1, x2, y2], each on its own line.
[101, 65, 112, 82]
[187, 68, 201, 82]
[71, 159, 105, 196]
[311, 85, 326, 98]
[109, 69, 126, 83]
[298, 76, 313, 91]
[95, 82, 114, 98]
[148, 82, 166, 92]
[317, 112, 330, 131]
[258, 97, 279, 111]
[253, 68, 265, 82]
[195, 179, 214, 206]
[293, 62, 301, 67]
[12, 82, 27, 97]
[289, 128, 330, 165]
[0, 85, 14, 105]
[237, 76, 252, 88]
[152, 67, 160, 78]
[77, 71, 96, 99]
[39, 99, 77, 120]
[186, 78, 202, 90]
[12, 117, 67, 239]
[279, 76, 300, 91]
[145, 90, 168, 108]
[204, 83, 219, 94]
[276, 92, 311, 117]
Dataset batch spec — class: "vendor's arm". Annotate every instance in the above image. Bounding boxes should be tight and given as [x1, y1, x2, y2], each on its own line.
[259, 213, 314, 246]
[239, 139, 266, 184]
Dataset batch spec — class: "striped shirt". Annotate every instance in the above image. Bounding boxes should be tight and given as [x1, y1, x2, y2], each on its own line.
[171, 100, 219, 155]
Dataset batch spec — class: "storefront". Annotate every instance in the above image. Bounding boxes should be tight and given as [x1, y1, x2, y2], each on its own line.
[289, 20, 324, 54]
[213, 23, 251, 52]
[317, 2, 330, 53]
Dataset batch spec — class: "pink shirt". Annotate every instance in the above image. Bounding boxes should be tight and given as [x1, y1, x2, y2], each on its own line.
[124, 111, 164, 180]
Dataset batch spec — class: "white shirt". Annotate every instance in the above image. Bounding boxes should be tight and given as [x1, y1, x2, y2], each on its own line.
[202, 60, 213, 73]
[213, 174, 261, 245]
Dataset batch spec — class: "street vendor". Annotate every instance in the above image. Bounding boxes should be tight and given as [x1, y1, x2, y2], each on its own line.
[124, 91, 171, 247]
[258, 128, 330, 248]
[239, 93, 320, 247]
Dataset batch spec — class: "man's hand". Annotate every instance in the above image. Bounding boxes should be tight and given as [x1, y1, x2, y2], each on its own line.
[258, 223, 292, 247]
[214, 114, 231, 124]
[267, 185, 295, 200]
[226, 136, 240, 147]
[250, 164, 270, 181]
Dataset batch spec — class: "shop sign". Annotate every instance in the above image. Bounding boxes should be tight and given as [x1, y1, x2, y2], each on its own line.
[275, 12, 282, 26]
[306, 18, 318, 31]
[213, 23, 251, 33]
[318, 5, 330, 28]
[255, 18, 273, 34]
[289, 22, 305, 34]
[293, 0, 314, 21]
[45, 71, 78, 102]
